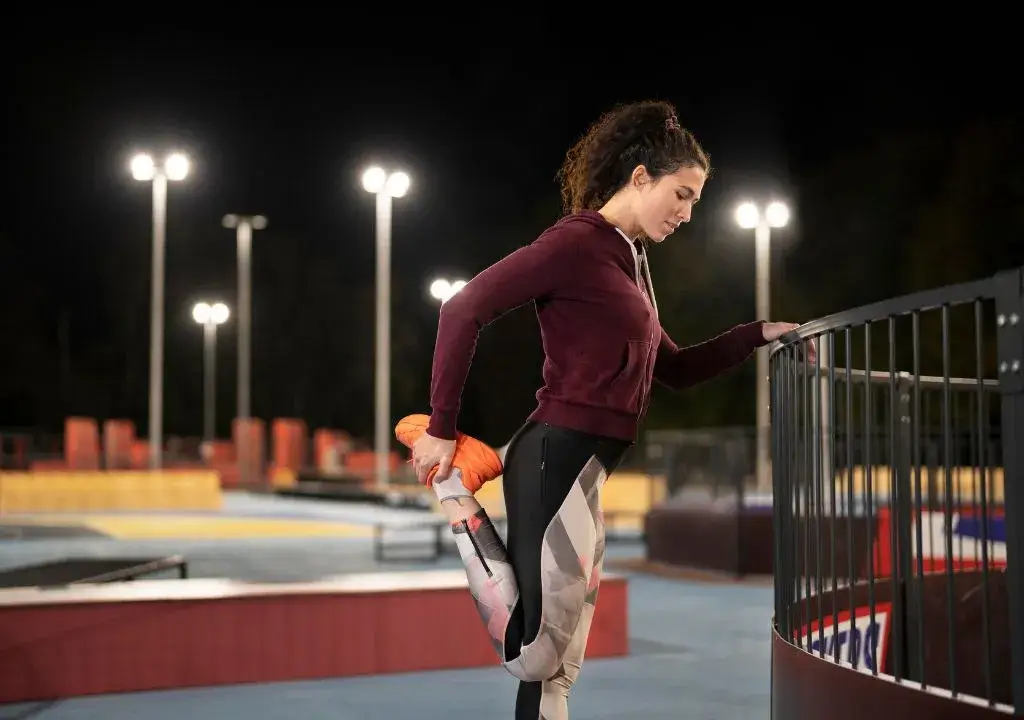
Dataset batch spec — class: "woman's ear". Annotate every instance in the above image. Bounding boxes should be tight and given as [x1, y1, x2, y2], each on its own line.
[631, 164, 650, 189]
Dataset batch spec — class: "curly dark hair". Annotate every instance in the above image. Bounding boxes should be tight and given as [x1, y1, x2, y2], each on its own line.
[557, 100, 711, 214]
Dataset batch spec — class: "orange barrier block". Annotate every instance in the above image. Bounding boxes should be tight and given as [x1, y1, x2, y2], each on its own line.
[231, 418, 265, 488]
[272, 418, 306, 472]
[102, 420, 135, 470]
[65, 418, 99, 470]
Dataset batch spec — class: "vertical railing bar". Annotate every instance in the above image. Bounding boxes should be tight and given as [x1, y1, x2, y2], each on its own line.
[814, 334, 826, 657]
[802, 340, 813, 650]
[975, 299, 994, 704]
[845, 326, 856, 669]
[771, 349, 784, 639]
[888, 315, 905, 681]
[829, 330, 840, 664]
[770, 352, 778, 639]
[912, 311, 927, 690]
[941, 304, 958, 696]
[865, 323, 877, 675]
[790, 346, 803, 646]
[954, 390, 964, 567]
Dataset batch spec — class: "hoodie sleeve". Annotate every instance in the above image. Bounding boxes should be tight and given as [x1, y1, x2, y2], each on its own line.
[427, 226, 582, 440]
[653, 321, 768, 391]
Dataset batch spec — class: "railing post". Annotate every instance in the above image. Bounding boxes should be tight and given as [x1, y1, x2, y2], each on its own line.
[895, 373, 918, 683]
[771, 351, 785, 633]
[995, 266, 1024, 714]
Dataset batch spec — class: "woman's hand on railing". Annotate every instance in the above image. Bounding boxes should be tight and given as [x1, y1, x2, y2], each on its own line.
[762, 321, 817, 364]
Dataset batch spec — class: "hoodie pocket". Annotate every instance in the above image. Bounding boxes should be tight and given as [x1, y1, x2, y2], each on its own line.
[607, 339, 651, 415]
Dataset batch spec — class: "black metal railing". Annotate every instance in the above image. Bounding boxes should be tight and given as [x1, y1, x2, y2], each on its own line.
[770, 266, 1023, 714]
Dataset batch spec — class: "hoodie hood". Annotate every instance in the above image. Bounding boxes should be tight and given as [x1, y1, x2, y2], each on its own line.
[556, 209, 623, 237]
[555, 210, 660, 319]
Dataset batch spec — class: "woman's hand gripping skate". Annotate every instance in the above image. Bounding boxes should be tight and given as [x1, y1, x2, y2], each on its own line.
[411, 431, 457, 487]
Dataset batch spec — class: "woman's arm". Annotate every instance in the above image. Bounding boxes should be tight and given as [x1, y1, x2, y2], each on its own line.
[653, 321, 768, 391]
[427, 227, 582, 439]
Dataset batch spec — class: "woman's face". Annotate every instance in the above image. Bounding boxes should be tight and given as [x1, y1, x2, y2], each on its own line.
[635, 164, 706, 242]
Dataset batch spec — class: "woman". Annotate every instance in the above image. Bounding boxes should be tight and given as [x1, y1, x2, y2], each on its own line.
[397, 99, 807, 719]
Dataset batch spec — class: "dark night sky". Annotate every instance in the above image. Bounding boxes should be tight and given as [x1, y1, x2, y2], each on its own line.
[3, 38, 1021, 443]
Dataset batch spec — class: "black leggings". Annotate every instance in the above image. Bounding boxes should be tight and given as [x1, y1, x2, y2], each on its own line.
[501, 421, 631, 718]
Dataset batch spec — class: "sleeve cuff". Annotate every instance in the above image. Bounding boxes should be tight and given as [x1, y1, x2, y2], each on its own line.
[740, 320, 769, 349]
[427, 409, 458, 441]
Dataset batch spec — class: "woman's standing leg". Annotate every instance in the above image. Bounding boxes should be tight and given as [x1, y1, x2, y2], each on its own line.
[536, 500, 608, 716]
[503, 423, 628, 720]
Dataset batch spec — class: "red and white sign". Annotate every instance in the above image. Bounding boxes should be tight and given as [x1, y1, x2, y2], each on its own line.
[873, 507, 1007, 576]
[797, 602, 891, 674]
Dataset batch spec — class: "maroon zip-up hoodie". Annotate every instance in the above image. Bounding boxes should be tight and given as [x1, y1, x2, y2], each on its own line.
[427, 210, 767, 443]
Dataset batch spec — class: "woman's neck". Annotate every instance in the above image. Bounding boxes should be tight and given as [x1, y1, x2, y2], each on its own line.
[597, 198, 640, 239]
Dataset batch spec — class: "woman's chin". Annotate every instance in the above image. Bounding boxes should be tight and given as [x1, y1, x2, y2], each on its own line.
[646, 224, 675, 243]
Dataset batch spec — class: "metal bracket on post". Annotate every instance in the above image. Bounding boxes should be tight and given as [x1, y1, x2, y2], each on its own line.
[994, 266, 1024, 714]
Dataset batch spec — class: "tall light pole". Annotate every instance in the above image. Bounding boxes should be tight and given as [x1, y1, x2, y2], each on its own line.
[221, 213, 268, 425]
[429, 277, 467, 305]
[361, 166, 411, 490]
[222, 214, 266, 486]
[735, 200, 790, 493]
[192, 301, 230, 444]
[131, 151, 190, 469]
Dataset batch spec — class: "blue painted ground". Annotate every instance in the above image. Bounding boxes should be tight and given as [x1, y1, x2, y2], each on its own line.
[0, 492, 773, 719]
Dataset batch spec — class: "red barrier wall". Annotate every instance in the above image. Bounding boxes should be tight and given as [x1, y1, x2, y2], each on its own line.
[0, 570, 629, 702]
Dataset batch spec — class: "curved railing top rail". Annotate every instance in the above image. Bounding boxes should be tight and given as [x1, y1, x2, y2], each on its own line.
[769, 268, 1022, 362]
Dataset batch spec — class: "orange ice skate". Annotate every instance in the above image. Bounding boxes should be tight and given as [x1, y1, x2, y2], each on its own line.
[394, 413, 502, 493]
